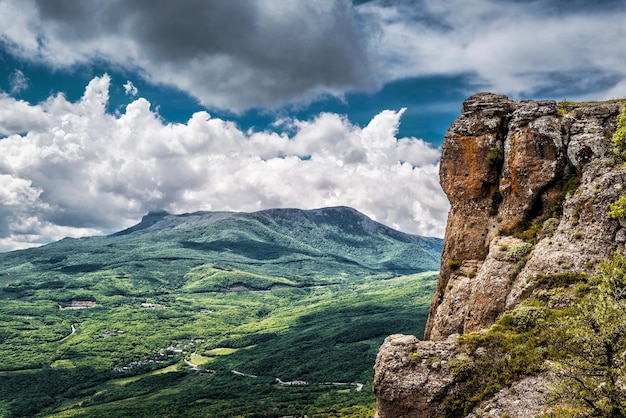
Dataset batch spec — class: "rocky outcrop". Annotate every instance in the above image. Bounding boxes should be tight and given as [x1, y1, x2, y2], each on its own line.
[374, 335, 554, 418]
[426, 93, 623, 339]
[373, 334, 460, 418]
[374, 93, 626, 417]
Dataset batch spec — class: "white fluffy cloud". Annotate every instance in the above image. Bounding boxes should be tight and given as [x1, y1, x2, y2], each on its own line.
[123, 80, 138, 97]
[0, 75, 447, 251]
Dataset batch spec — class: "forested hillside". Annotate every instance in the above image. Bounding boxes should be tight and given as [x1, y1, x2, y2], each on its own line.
[0, 206, 441, 417]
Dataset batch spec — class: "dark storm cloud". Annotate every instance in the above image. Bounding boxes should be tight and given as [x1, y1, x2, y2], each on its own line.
[524, 0, 625, 14]
[34, 0, 259, 61]
[29, 0, 373, 111]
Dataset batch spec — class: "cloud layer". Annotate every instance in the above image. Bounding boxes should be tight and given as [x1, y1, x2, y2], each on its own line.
[1, 0, 625, 111]
[0, 75, 447, 251]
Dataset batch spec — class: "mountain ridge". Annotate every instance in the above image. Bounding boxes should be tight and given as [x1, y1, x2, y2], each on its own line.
[15, 205, 441, 279]
[112, 205, 436, 244]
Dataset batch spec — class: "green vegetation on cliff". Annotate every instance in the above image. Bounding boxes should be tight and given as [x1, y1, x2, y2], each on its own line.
[442, 254, 626, 417]
[611, 103, 626, 153]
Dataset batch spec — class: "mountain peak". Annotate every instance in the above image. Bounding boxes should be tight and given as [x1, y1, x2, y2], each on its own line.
[143, 209, 170, 220]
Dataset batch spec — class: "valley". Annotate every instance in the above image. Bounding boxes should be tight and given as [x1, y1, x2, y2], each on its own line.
[0, 207, 441, 417]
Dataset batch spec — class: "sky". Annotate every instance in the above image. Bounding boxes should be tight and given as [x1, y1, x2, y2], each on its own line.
[1, 0, 626, 252]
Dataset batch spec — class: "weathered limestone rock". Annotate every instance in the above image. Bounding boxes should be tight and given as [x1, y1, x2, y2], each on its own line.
[464, 373, 553, 418]
[498, 100, 567, 232]
[373, 334, 460, 418]
[374, 94, 625, 418]
[427, 93, 516, 339]
[425, 95, 623, 340]
[464, 237, 531, 333]
[428, 236, 533, 339]
[567, 104, 621, 168]
[507, 163, 626, 307]
[426, 260, 476, 340]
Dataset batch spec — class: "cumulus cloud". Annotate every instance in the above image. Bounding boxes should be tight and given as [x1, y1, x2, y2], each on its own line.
[0, 75, 447, 251]
[0, 94, 49, 135]
[123, 80, 138, 97]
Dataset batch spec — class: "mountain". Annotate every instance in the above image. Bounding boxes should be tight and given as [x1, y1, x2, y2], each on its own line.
[0, 206, 441, 417]
[1, 206, 440, 288]
[374, 94, 626, 417]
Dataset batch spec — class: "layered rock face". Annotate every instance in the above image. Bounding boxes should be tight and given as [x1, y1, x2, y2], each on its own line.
[374, 93, 625, 417]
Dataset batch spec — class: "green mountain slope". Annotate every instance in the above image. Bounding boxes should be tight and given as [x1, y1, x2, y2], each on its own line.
[0, 206, 441, 417]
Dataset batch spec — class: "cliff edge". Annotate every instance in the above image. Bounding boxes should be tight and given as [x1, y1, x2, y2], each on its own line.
[374, 93, 626, 417]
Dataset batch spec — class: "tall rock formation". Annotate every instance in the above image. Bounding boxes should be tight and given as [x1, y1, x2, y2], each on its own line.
[374, 93, 625, 417]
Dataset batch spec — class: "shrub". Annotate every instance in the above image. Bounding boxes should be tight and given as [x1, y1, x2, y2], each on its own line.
[444, 323, 548, 417]
[486, 147, 504, 166]
[608, 194, 626, 220]
[448, 354, 475, 380]
[542, 217, 559, 236]
[507, 258, 528, 282]
[425, 355, 442, 367]
[574, 282, 591, 297]
[531, 272, 588, 289]
[506, 242, 532, 262]
[571, 207, 580, 226]
[548, 252, 626, 417]
[506, 306, 547, 332]
[612, 103, 626, 152]
[447, 259, 462, 270]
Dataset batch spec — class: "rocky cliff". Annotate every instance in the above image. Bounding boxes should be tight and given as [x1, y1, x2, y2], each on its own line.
[374, 93, 626, 417]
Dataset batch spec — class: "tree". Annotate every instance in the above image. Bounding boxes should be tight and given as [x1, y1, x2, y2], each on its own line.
[550, 253, 626, 417]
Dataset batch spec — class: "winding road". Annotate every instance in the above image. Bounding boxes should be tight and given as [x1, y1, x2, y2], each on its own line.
[58, 323, 76, 342]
